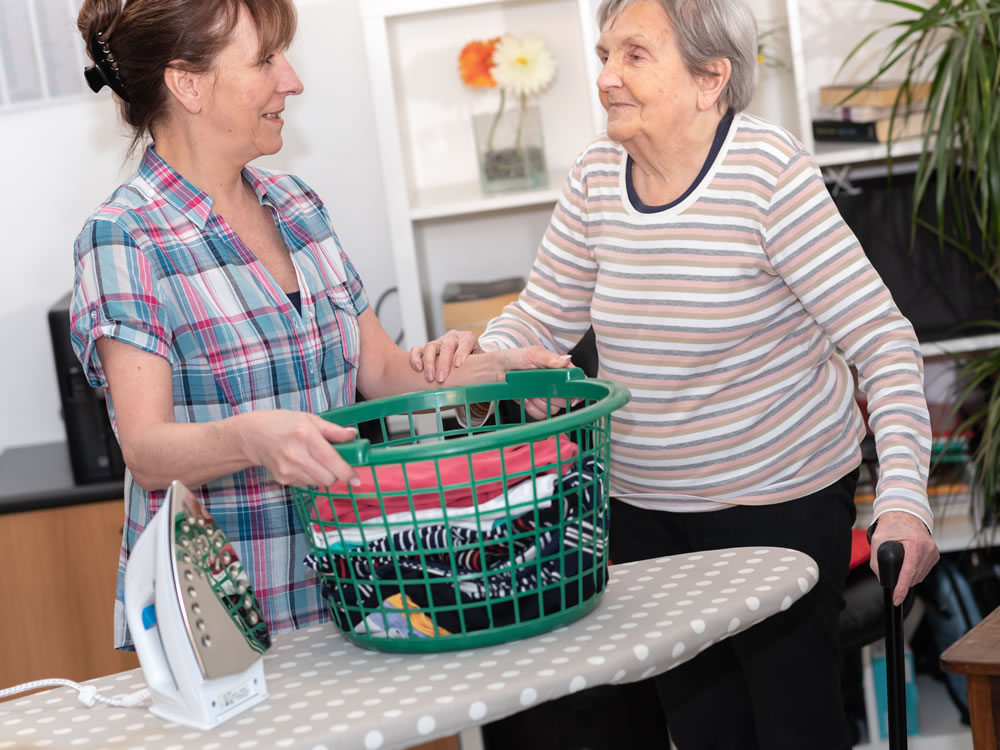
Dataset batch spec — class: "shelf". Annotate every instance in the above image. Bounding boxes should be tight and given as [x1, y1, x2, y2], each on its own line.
[814, 137, 927, 168]
[376, 0, 512, 19]
[921, 333, 1000, 358]
[786, 0, 923, 153]
[409, 168, 565, 220]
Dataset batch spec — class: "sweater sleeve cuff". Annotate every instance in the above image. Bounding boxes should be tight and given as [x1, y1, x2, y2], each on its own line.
[869, 505, 934, 540]
[454, 401, 495, 429]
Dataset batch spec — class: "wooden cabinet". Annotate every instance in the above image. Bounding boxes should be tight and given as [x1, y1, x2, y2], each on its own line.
[941, 605, 1000, 750]
[0, 497, 460, 748]
[0, 499, 139, 694]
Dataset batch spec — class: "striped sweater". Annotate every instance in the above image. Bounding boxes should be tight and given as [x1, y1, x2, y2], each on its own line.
[479, 112, 933, 530]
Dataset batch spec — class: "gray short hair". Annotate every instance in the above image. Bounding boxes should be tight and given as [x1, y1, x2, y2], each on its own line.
[596, 0, 758, 113]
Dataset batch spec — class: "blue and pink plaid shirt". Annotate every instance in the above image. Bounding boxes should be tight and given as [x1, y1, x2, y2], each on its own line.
[71, 146, 368, 649]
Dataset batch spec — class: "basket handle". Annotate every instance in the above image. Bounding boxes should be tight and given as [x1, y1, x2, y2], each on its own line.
[505, 367, 585, 388]
[331, 438, 372, 466]
[324, 368, 586, 467]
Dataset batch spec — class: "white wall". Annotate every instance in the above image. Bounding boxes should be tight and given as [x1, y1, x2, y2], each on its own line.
[0, 0, 395, 453]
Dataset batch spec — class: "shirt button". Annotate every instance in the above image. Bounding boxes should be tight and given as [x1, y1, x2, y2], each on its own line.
[308, 310, 315, 319]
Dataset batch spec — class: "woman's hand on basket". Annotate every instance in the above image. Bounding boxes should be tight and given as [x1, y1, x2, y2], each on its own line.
[499, 347, 576, 420]
[496, 346, 572, 375]
[410, 329, 481, 383]
[236, 410, 361, 488]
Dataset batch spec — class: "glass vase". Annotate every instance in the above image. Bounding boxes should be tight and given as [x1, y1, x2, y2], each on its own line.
[471, 105, 548, 194]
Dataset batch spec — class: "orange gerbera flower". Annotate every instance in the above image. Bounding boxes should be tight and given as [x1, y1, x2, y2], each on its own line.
[458, 38, 500, 88]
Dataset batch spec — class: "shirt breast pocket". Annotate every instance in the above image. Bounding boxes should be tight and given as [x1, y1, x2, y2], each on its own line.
[315, 283, 361, 376]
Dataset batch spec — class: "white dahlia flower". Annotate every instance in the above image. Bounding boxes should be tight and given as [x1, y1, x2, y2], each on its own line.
[491, 34, 556, 98]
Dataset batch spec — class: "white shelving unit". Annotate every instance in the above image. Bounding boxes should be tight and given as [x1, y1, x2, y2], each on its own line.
[781, 0, 930, 161]
[360, 0, 606, 346]
[408, 167, 566, 221]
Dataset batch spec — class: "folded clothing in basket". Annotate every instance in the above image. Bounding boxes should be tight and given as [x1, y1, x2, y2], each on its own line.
[314, 434, 578, 524]
[305, 456, 605, 638]
[311, 472, 560, 550]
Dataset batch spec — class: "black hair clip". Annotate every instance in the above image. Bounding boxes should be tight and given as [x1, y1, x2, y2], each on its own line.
[84, 31, 130, 102]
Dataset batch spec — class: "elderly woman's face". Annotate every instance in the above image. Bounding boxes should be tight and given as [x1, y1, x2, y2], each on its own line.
[595, 0, 700, 146]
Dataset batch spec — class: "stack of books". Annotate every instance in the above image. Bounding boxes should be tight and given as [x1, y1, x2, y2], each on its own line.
[812, 80, 931, 144]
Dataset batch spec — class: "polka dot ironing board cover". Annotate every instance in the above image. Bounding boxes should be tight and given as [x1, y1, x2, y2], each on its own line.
[0, 548, 817, 750]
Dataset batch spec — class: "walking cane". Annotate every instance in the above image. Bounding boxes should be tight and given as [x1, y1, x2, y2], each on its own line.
[877, 540, 907, 750]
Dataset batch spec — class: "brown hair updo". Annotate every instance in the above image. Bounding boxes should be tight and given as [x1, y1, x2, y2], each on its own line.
[77, 0, 297, 157]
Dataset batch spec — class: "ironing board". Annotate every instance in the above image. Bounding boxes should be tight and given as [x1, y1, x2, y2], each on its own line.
[0, 548, 818, 750]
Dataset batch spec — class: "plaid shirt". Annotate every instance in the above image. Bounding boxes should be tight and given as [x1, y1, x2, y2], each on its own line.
[71, 146, 368, 649]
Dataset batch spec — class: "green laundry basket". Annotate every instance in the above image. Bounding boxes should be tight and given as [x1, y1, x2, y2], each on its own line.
[290, 367, 629, 653]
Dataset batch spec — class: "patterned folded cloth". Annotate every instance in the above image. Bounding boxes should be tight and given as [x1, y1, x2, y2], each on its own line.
[311, 473, 559, 550]
[312, 434, 578, 524]
[354, 594, 451, 639]
[305, 456, 605, 636]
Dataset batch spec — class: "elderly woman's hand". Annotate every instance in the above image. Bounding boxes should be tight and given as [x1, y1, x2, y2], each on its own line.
[495, 345, 570, 373]
[459, 346, 574, 422]
[409, 329, 483, 382]
[502, 347, 576, 419]
[869, 509, 940, 606]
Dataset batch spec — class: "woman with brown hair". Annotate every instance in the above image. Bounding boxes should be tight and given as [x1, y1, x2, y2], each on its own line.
[72, 0, 567, 651]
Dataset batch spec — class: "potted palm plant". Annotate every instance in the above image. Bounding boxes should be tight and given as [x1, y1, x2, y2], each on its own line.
[841, 0, 1000, 512]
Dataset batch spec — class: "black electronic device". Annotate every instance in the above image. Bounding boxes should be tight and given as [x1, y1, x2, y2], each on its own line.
[48, 291, 125, 485]
[831, 170, 1000, 343]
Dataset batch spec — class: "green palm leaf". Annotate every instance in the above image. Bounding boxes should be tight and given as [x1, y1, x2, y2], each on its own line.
[848, 0, 1000, 513]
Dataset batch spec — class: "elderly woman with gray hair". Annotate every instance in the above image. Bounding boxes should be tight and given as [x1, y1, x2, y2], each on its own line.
[413, 0, 941, 747]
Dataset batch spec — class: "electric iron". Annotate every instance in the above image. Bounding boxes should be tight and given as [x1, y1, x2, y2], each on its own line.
[124, 480, 271, 729]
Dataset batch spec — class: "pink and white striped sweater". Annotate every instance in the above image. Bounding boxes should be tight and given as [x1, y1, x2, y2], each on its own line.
[479, 112, 933, 530]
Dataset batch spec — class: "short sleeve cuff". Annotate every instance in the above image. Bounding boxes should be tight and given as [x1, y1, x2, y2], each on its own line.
[74, 305, 172, 388]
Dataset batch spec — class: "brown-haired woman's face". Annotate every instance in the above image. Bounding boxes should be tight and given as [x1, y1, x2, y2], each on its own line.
[201, 6, 303, 163]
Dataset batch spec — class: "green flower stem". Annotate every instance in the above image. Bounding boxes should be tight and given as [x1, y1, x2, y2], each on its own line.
[514, 92, 527, 153]
[487, 88, 506, 153]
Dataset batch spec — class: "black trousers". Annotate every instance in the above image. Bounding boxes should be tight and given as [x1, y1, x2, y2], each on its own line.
[609, 469, 859, 750]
